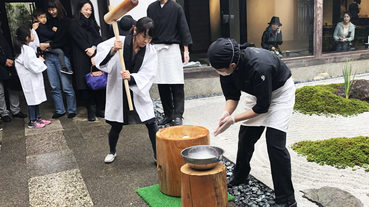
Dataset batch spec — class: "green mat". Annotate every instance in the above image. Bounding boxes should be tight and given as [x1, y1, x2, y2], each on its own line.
[136, 184, 234, 207]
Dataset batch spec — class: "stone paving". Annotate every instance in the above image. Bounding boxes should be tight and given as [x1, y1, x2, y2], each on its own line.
[183, 73, 369, 207]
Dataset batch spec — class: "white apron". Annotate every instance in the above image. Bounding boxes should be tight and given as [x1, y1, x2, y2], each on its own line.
[154, 44, 184, 84]
[242, 77, 295, 132]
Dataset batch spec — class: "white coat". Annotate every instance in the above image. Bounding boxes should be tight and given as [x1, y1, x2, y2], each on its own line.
[15, 45, 47, 106]
[94, 37, 158, 123]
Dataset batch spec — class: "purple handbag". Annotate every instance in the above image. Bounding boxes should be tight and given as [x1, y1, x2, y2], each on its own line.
[85, 67, 107, 90]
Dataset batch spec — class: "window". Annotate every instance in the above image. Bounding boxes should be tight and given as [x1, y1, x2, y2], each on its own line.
[323, 0, 369, 53]
[246, 0, 314, 58]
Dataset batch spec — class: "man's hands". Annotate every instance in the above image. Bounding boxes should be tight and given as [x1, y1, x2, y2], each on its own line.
[218, 111, 230, 125]
[183, 51, 190, 65]
[5, 59, 13, 67]
[214, 114, 235, 136]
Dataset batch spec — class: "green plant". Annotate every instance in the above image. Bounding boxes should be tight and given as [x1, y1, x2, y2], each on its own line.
[292, 136, 369, 171]
[342, 61, 356, 99]
[294, 84, 369, 116]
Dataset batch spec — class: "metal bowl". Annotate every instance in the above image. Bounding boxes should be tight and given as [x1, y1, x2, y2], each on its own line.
[181, 145, 224, 170]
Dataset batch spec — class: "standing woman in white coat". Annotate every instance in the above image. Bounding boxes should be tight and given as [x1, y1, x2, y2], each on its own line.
[95, 17, 158, 163]
[14, 27, 51, 128]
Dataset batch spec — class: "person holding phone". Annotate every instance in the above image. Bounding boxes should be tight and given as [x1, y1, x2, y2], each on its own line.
[261, 16, 283, 57]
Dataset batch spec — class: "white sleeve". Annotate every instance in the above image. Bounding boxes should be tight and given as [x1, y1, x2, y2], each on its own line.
[29, 29, 40, 52]
[95, 37, 125, 73]
[23, 46, 47, 73]
[130, 45, 158, 97]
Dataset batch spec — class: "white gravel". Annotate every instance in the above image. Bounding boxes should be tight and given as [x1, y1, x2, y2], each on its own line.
[183, 73, 369, 207]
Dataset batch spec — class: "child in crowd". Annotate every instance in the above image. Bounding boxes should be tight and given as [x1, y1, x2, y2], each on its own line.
[13, 27, 51, 128]
[32, 9, 73, 75]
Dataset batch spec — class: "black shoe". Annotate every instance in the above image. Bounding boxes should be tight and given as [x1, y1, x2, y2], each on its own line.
[88, 110, 96, 122]
[158, 116, 172, 125]
[13, 112, 27, 118]
[95, 111, 105, 118]
[60, 67, 73, 75]
[52, 112, 65, 119]
[173, 117, 183, 126]
[271, 201, 297, 207]
[1, 115, 11, 122]
[67, 113, 76, 119]
[227, 175, 249, 188]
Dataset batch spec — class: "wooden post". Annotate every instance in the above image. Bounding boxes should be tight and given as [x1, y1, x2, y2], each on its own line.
[181, 163, 228, 207]
[109, 6, 133, 111]
[156, 125, 210, 197]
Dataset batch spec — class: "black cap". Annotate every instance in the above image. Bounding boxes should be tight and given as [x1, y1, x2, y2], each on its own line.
[119, 15, 136, 36]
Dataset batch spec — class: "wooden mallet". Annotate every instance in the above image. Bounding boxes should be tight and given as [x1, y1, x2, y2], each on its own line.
[104, 0, 139, 111]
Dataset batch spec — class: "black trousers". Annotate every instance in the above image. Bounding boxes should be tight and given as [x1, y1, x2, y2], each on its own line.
[234, 126, 295, 204]
[79, 89, 105, 113]
[107, 119, 158, 158]
[157, 84, 184, 119]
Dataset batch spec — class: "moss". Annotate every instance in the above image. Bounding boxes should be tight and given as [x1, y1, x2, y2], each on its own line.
[294, 83, 369, 116]
[292, 136, 369, 171]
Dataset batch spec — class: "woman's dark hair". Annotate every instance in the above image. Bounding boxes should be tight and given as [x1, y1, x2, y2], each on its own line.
[13, 27, 31, 58]
[343, 11, 352, 19]
[47, 0, 66, 19]
[74, 0, 100, 31]
[132, 17, 154, 38]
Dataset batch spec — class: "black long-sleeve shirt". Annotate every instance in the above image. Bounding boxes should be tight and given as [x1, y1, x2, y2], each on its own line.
[46, 16, 72, 57]
[220, 47, 291, 114]
[36, 23, 55, 43]
[147, 0, 192, 45]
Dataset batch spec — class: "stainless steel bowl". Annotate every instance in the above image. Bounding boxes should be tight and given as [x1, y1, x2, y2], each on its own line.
[181, 145, 224, 170]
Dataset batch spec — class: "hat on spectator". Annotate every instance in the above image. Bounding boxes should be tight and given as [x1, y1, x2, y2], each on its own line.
[268, 16, 282, 26]
[119, 15, 136, 36]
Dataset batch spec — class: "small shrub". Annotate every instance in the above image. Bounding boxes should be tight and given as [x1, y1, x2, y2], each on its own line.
[292, 136, 369, 171]
[295, 84, 369, 116]
[342, 61, 356, 99]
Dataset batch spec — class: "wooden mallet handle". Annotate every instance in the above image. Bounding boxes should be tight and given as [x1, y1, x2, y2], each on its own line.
[109, 6, 134, 111]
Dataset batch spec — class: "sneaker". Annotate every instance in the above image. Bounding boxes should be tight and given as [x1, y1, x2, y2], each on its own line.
[28, 121, 45, 128]
[13, 112, 27, 118]
[104, 153, 116, 163]
[0, 127, 3, 131]
[60, 67, 73, 75]
[1, 115, 11, 122]
[37, 119, 51, 125]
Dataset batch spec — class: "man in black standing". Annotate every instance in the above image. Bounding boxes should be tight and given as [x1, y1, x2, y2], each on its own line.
[0, 31, 27, 123]
[147, 0, 192, 126]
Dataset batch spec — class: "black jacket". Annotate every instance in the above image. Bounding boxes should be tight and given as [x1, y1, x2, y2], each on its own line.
[261, 26, 283, 51]
[220, 47, 291, 114]
[0, 33, 13, 81]
[69, 18, 103, 90]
